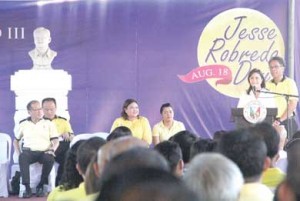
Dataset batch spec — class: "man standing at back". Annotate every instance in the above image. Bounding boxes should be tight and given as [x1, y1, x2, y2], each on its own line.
[13, 100, 59, 198]
[267, 56, 299, 139]
[42, 97, 74, 186]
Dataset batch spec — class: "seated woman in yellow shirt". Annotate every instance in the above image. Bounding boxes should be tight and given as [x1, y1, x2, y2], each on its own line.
[152, 103, 185, 145]
[111, 98, 152, 145]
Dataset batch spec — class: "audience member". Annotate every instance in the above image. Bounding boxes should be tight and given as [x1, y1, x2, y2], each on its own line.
[189, 138, 217, 160]
[152, 103, 185, 145]
[217, 128, 273, 201]
[42, 97, 74, 186]
[106, 126, 132, 141]
[54, 137, 106, 201]
[267, 56, 299, 139]
[251, 122, 285, 191]
[13, 100, 59, 198]
[47, 140, 85, 201]
[275, 138, 300, 201]
[213, 130, 227, 141]
[184, 153, 244, 201]
[111, 99, 152, 144]
[97, 167, 197, 201]
[154, 141, 184, 177]
[169, 130, 198, 164]
[84, 137, 150, 199]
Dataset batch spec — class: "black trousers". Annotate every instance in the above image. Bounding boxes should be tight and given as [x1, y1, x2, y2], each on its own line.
[19, 149, 54, 186]
[54, 141, 70, 186]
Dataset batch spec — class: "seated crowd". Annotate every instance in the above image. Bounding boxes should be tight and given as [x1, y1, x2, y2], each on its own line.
[11, 98, 300, 201]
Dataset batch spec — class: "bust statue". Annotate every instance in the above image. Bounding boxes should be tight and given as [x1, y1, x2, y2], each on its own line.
[28, 27, 57, 69]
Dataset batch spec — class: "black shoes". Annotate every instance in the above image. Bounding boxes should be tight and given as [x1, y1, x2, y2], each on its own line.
[36, 185, 46, 197]
[22, 188, 32, 198]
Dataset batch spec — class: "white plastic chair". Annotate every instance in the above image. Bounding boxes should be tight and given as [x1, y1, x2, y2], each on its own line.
[70, 132, 109, 148]
[0, 133, 12, 198]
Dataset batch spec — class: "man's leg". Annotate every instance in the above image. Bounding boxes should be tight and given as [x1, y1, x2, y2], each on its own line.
[38, 153, 55, 186]
[54, 141, 70, 186]
[35, 152, 55, 197]
[19, 150, 38, 198]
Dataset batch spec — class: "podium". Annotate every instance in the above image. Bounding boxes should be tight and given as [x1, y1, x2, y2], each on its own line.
[231, 108, 277, 129]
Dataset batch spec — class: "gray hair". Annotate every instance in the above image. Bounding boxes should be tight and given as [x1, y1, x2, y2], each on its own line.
[184, 153, 244, 201]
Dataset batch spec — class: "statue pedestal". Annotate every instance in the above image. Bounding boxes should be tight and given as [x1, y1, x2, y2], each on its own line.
[10, 70, 72, 124]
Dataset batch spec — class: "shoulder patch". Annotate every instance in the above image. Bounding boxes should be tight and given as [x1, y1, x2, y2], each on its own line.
[57, 116, 67, 121]
[19, 117, 30, 124]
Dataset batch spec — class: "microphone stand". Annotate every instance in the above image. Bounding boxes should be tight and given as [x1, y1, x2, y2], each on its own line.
[256, 89, 299, 140]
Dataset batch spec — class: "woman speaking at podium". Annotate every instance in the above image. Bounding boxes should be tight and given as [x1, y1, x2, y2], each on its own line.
[237, 68, 276, 108]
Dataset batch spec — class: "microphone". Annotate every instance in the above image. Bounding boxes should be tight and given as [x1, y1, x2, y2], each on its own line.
[252, 86, 256, 93]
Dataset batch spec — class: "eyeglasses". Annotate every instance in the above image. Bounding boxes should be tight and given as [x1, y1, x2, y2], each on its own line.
[269, 65, 283, 69]
[30, 108, 42, 111]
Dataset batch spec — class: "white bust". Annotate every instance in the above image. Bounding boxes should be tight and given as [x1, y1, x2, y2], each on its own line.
[28, 27, 57, 69]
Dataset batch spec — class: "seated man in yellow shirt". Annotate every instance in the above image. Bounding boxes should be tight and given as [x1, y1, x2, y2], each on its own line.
[42, 97, 74, 186]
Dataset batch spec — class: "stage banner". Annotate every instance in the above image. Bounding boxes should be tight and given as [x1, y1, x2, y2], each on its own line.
[0, 0, 294, 138]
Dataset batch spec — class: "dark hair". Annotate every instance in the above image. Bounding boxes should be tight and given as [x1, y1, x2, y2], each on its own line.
[77, 137, 106, 174]
[292, 130, 300, 139]
[107, 126, 132, 141]
[169, 130, 198, 163]
[97, 167, 197, 201]
[26, 100, 39, 111]
[121, 99, 139, 120]
[154, 141, 182, 173]
[190, 139, 217, 160]
[59, 140, 85, 190]
[251, 122, 279, 159]
[217, 128, 267, 181]
[42, 97, 57, 106]
[286, 139, 300, 197]
[102, 147, 169, 179]
[160, 103, 172, 114]
[246, 68, 266, 95]
[213, 130, 227, 140]
[268, 56, 286, 67]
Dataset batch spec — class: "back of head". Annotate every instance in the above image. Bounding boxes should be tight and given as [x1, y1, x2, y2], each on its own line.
[107, 126, 132, 141]
[252, 122, 279, 159]
[286, 139, 300, 197]
[213, 130, 227, 140]
[154, 141, 183, 174]
[77, 137, 106, 175]
[60, 140, 85, 190]
[97, 136, 148, 176]
[217, 129, 267, 182]
[190, 138, 217, 160]
[292, 130, 300, 139]
[120, 178, 198, 201]
[97, 167, 197, 201]
[101, 147, 169, 184]
[169, 130, 198, 163]
[184, 153, 244, 201]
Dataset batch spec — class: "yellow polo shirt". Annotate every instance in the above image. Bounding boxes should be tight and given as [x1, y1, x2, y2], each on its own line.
[262, 167, 285, 189]
[55, 182, 86, 201]
[111, 116, 152, 144]
[266, 76, 299, 118]
[15, 118, 59, 151]
[152, 120, 185, 142]
[47, 116, 73, 136]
